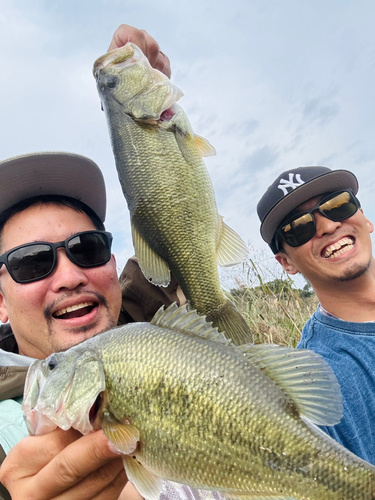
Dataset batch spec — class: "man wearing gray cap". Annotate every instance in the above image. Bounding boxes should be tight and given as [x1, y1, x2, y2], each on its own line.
[257, 166, 375, 465]
[0, 25, 177, 500]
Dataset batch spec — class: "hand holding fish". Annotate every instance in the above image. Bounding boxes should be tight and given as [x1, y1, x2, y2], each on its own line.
[94, 40, 253, 345]
[22, 304, 375, 499]
[108, 24, 171, 78]
[0, 428, 131, 500]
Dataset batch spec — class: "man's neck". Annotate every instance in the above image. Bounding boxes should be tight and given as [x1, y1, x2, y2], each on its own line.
[315, 265, 375, 322]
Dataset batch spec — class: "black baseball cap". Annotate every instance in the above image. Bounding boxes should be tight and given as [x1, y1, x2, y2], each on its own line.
[257, 166, 358, 248]
[0, 151, 107, 222]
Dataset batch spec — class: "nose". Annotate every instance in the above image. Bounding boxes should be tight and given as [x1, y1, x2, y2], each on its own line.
[50, 248, 89, 292]
[314, 211, 342, 238]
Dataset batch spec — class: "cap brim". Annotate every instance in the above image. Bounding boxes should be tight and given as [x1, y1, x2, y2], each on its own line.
[0, 152, 106, 222]
[260, 170, 359, 244]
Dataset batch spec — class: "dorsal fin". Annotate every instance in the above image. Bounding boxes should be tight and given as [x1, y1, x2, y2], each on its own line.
[240, 344, 343, 426]
[217, 217, 249, 267]
[151, 303, 231, 345]
[151, 306, 342, 426]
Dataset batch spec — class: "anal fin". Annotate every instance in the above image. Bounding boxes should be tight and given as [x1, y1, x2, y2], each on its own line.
[131, 223, 171, 287]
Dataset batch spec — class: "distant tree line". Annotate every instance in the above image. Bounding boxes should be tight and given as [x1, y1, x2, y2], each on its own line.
[230, 278, 315, 300]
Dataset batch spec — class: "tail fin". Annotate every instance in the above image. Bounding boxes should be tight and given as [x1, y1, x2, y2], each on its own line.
[209, 300, 253, 346]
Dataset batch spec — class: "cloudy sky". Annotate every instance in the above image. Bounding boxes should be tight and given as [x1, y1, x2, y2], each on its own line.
[1, 0, 374, 286]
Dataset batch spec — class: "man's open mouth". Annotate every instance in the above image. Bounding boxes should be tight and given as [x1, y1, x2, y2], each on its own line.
[53, 302, 97, 319]
[322, 236, 355, 259]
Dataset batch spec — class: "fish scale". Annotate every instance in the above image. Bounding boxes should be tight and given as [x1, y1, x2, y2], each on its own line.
[23, 304, 375, 499]
[100, 334, 375, 497]
[94, 43, 252, 345]
[111, 119, 222, 309]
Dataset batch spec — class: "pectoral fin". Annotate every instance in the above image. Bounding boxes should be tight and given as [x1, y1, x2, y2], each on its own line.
[123, 455, 163, 500]
[101, 413, 140, 454]
[170, 104, 216, 159]
[217, 218, 248, 267]
[131, 223, 171, 287]
[175, 128, 216, 159]
[193, 134, 216, 157]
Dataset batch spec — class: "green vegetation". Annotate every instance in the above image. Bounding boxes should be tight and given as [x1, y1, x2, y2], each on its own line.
[223, 250, 318, 347]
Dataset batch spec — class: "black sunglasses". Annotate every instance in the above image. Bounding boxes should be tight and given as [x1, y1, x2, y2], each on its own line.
[0, 231, 113, 284]
[271, 190, 360, 253]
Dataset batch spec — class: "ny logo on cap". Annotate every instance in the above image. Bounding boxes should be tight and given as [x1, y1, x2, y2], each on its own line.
[278, 173, 304, 196]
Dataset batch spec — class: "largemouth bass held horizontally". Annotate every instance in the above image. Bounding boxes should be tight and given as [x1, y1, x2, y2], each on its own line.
[93, 43, 252, 345]
[23, 304, 375, 500]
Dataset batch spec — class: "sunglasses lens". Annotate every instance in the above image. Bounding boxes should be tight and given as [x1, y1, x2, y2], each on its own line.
[8, 244, 54, 283]
[278, 191, 358, 250]
[320, 191, 358, 220]
[68, 232, 111, 267]
[281, 213, 315, 247]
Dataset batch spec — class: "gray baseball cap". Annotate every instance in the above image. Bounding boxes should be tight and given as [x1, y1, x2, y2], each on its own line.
[257, 166, 359, 247]
[0, 151, 107, 222]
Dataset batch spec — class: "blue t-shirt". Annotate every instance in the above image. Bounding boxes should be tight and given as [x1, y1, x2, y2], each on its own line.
[297, 306, 375, 465]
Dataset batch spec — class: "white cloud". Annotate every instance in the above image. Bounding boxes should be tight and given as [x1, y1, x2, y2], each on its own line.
[1, 0, 375, 274]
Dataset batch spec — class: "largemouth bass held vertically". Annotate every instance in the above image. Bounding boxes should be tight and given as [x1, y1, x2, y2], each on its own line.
[23, 304, 375, 500]
[93, 43, 252, 345]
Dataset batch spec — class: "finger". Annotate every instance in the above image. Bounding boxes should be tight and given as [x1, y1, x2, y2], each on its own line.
[118, 481, 144, 500]
[108, 24, 149, 52]
[55, 458, 126, 500]
[154, 51, 172, 79]
[27, 431, 123, 499]
[107, 24, 171, 78]
[0, 428, 81, 481]
[91, 469, 129, 500]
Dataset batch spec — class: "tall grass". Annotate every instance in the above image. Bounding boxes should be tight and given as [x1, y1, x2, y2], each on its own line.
[222, 248, 318, 347]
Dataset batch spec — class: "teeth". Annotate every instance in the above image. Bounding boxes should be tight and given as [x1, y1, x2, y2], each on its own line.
[55, 302, 94, 318]
[323, 237, 354, 258]
[327, 244, 354, 258]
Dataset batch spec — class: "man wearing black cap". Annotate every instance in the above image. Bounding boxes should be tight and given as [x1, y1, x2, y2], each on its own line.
[0, 25, 179, 500]
[257, 166, 375, 465]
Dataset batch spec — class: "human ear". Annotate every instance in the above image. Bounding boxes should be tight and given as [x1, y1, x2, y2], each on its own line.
[359, 208, 374, 234]
[110, 254, 118, 270]
[275, 253, 299, 275]
[0, 290, 9, 324]
[364, 214, 374, 234]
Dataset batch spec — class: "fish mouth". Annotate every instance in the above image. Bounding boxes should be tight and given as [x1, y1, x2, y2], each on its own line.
[93, 43, 137, 76]
[321, 236, 355, 258]
[89, 393, 104, 428]
[159, 107, 176, 122]
[52, 301, 98, 320]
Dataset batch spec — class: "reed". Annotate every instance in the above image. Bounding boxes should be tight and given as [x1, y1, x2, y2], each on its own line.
[222, 247, 318, 347]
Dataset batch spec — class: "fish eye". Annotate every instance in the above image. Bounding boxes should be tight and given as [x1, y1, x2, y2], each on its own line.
[106, 76, 118, 88]
[48, 356, 57, 370]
